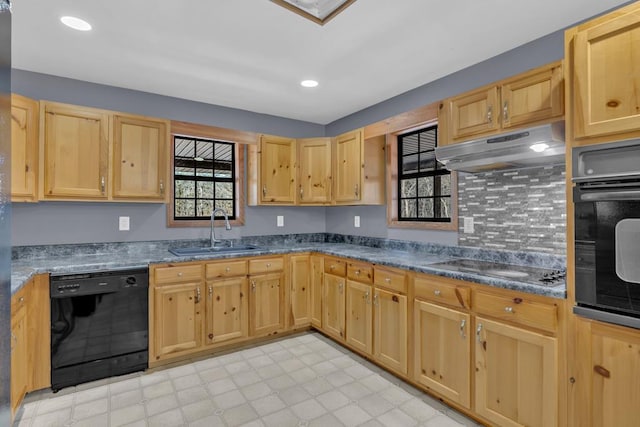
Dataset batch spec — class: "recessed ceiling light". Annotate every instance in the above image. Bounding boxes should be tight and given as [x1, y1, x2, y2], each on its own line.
[60, 16, 92, 31]
[301, 80, 319, 88]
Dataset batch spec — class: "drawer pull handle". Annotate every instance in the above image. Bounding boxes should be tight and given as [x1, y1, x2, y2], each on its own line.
[385, 278, 391, 283]
[300, 185, 303, 200]
[18, 297, 24, 303]
[159, 180, 164, 195]
[266, 263, 271, 268]
[262, 186, 267, 197]
[487, 106, 493, 124]
[364, 291, 370, 304]
[355, 270, 360, 276]
[195, 287, 201, 304]
[251, 281, 256, 292]
[434, 290, 441, 297]
[177, 272, 183, 277]
[503, 101, 509, 122]
[208, 285, 213, 296]
[459, 319, 466, 339]
[101, 176, 106, 194]
[354, 184, 359, 197]
[339, 283, 344, 293]
[593, 365, 610, 378]
[330, 265, 335, 270]
[504, 306, 514, 313]
[225, 267, 231, 272]
[373, 293, 379, 306]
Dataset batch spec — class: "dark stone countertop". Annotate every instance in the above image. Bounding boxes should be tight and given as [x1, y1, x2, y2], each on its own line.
[11, 235, 566, 299]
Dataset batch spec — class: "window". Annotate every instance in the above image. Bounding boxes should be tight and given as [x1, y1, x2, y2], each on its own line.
[172, 136, 236, 222]
[397, 125, 452, 222]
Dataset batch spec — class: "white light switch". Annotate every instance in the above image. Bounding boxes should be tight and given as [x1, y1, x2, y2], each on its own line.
[463, 217, 474, 234]
[119, 216, 130, 231]
[277, 215, 284, 227]
[354, 215, 360, 228]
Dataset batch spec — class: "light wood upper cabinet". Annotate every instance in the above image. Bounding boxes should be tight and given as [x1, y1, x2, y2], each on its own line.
[475, 316, 557, 427]
[440, 61, 564, 145]
[414, 300, 471, 409]
[112, 114, 169, 200]
[297, 137, 332, 204]
[41, 101, 110, 200]
[11, 94, 39, 202]
[205, 277, 248, 345]
[259, 135, 297, 203]
[290, 254, 312, 327]
[334, 129, 363, 203]
[448, 87, 500, 141]
[570, 3, 640, 141]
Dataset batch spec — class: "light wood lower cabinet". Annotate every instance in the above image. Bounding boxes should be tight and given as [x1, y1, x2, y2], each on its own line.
[310, 255, 323, 328]
[323, 272, 346, 340]
[414, 300, 471, 409]
[249, 271, 285, 336]
[290, 254, 311, 327]
[475, 316, 557, 427]
[346, 280, 373, 354]
[374, 287, 408, 375]
[153, 282, 203, 358]
[11, 290, 28, 418]
[205, 277, 248, 345]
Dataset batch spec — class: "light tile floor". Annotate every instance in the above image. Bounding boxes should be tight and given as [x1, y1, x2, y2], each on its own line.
[14, 332, 482, 427]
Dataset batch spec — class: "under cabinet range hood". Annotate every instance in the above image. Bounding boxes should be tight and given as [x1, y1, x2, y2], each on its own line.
[435, 122, 565, 173]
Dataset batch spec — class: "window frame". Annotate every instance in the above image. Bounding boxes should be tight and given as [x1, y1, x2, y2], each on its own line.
[381, 107, 458, 231]
[167, 121, 253, 228]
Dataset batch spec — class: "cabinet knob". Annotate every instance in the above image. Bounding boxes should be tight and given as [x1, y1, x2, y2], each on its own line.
[300, 185, 304, 200]
[355, 270, 360, 276]
[504, 306, 514, 313]
[225, 267, 231, 272]
[159, 180, 164, 195]
[476, 323, 483, 343]
[330, 265, 335, 270]
[18, 297, 24, 303]
[434, 290, 441, 297]
[487, 106, 493, 124]
[251, 281, 256, 292]
[266, 263, 271, 268]
[354, 184, 359, 197]
[459, 319, 466, 339]
[100, 176, 106, 194]
[262, 186, 267, 197]
[195, 287, 201, 303]
[364, 291, 370, 303]
[385, 277, 391, 283]
[208, 285, 213, 296]
[177, 272, 183, 277]
[373, 293, 379, 306]
[503, 101, 509, 122]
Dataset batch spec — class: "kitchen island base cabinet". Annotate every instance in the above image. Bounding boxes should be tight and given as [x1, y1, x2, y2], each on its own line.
[475, 317, 557, 427]
[414, 300, 471, 409]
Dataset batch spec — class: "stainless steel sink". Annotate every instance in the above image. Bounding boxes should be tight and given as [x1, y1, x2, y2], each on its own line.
[169, 244, 260, 256]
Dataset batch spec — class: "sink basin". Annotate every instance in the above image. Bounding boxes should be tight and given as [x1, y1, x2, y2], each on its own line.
[169, 244, 260, 256]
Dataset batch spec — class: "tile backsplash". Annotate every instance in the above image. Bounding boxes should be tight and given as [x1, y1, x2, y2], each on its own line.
[457, 165, 566, 255]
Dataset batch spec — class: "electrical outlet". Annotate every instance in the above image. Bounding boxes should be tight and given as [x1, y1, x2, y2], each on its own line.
[277, 215, 284, 227]
[354, 215, 360, 228]
[463, 217, 474, 234]
[119, 216, 130, 231]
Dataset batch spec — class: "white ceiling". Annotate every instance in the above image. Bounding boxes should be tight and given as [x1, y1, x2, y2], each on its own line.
[11, 0, 629, 125]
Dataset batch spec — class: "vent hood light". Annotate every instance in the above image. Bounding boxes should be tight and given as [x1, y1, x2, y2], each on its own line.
[530, 143, 550, 153]
[300, 79, 319, 88]
[60, 16, 92, 31]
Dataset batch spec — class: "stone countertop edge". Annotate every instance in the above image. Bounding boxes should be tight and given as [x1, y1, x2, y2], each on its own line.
[10, 243, 566, 299]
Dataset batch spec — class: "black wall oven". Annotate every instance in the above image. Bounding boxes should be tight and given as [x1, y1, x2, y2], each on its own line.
[573, 140, 640, 329]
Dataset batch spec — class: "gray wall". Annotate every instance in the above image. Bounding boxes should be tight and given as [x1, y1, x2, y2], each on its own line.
[0, 2, 10, 422]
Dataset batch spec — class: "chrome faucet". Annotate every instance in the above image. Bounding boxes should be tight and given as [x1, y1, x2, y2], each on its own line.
[210, 208, 231, 247]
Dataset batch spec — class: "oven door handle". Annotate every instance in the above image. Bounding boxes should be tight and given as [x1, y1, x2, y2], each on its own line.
[580, 190, 640, 201]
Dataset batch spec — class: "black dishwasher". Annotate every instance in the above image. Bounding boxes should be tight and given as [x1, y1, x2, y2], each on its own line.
[50, 268, 149, 391]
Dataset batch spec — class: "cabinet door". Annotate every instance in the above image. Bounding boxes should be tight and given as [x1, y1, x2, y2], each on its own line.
[334, 129, 363, 203]
[205, 277, 248, 345]
[42, 102, 110, 199]
[298, 138, 332, 204]
[346, 280, 372, 354]
[414, 300, 470, 408]
[323, 273, 346, 340]
[112, 114, 168, 200]
[574, 10, 640, 139]
[249, 272, 285, 336]
[448, 87, 500, 141]
[475, 317, 557, 427]
[11, 94, 39, 201]
[290, 254, 311, 327]
[374, 288, 408, 375]
[260, 135, 296, 203]
[310, 255, 323, 328]
[501, 62, 563, 129]
[153, 283, 202, 358]
[10, 302, 28, 417]
[588, 321, 640, 427]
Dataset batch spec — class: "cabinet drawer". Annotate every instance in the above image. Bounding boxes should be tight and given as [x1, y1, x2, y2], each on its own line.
[206, 260, 247, 279]
[249, 257, 284, 274]
[474, 291, 557, 333]
[347, 261, 373, 283]
[324, 258, 347, 276]
[154, 264, 202, 284]
[374, 267, 407, 294]
[414, 275, 470, 310]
